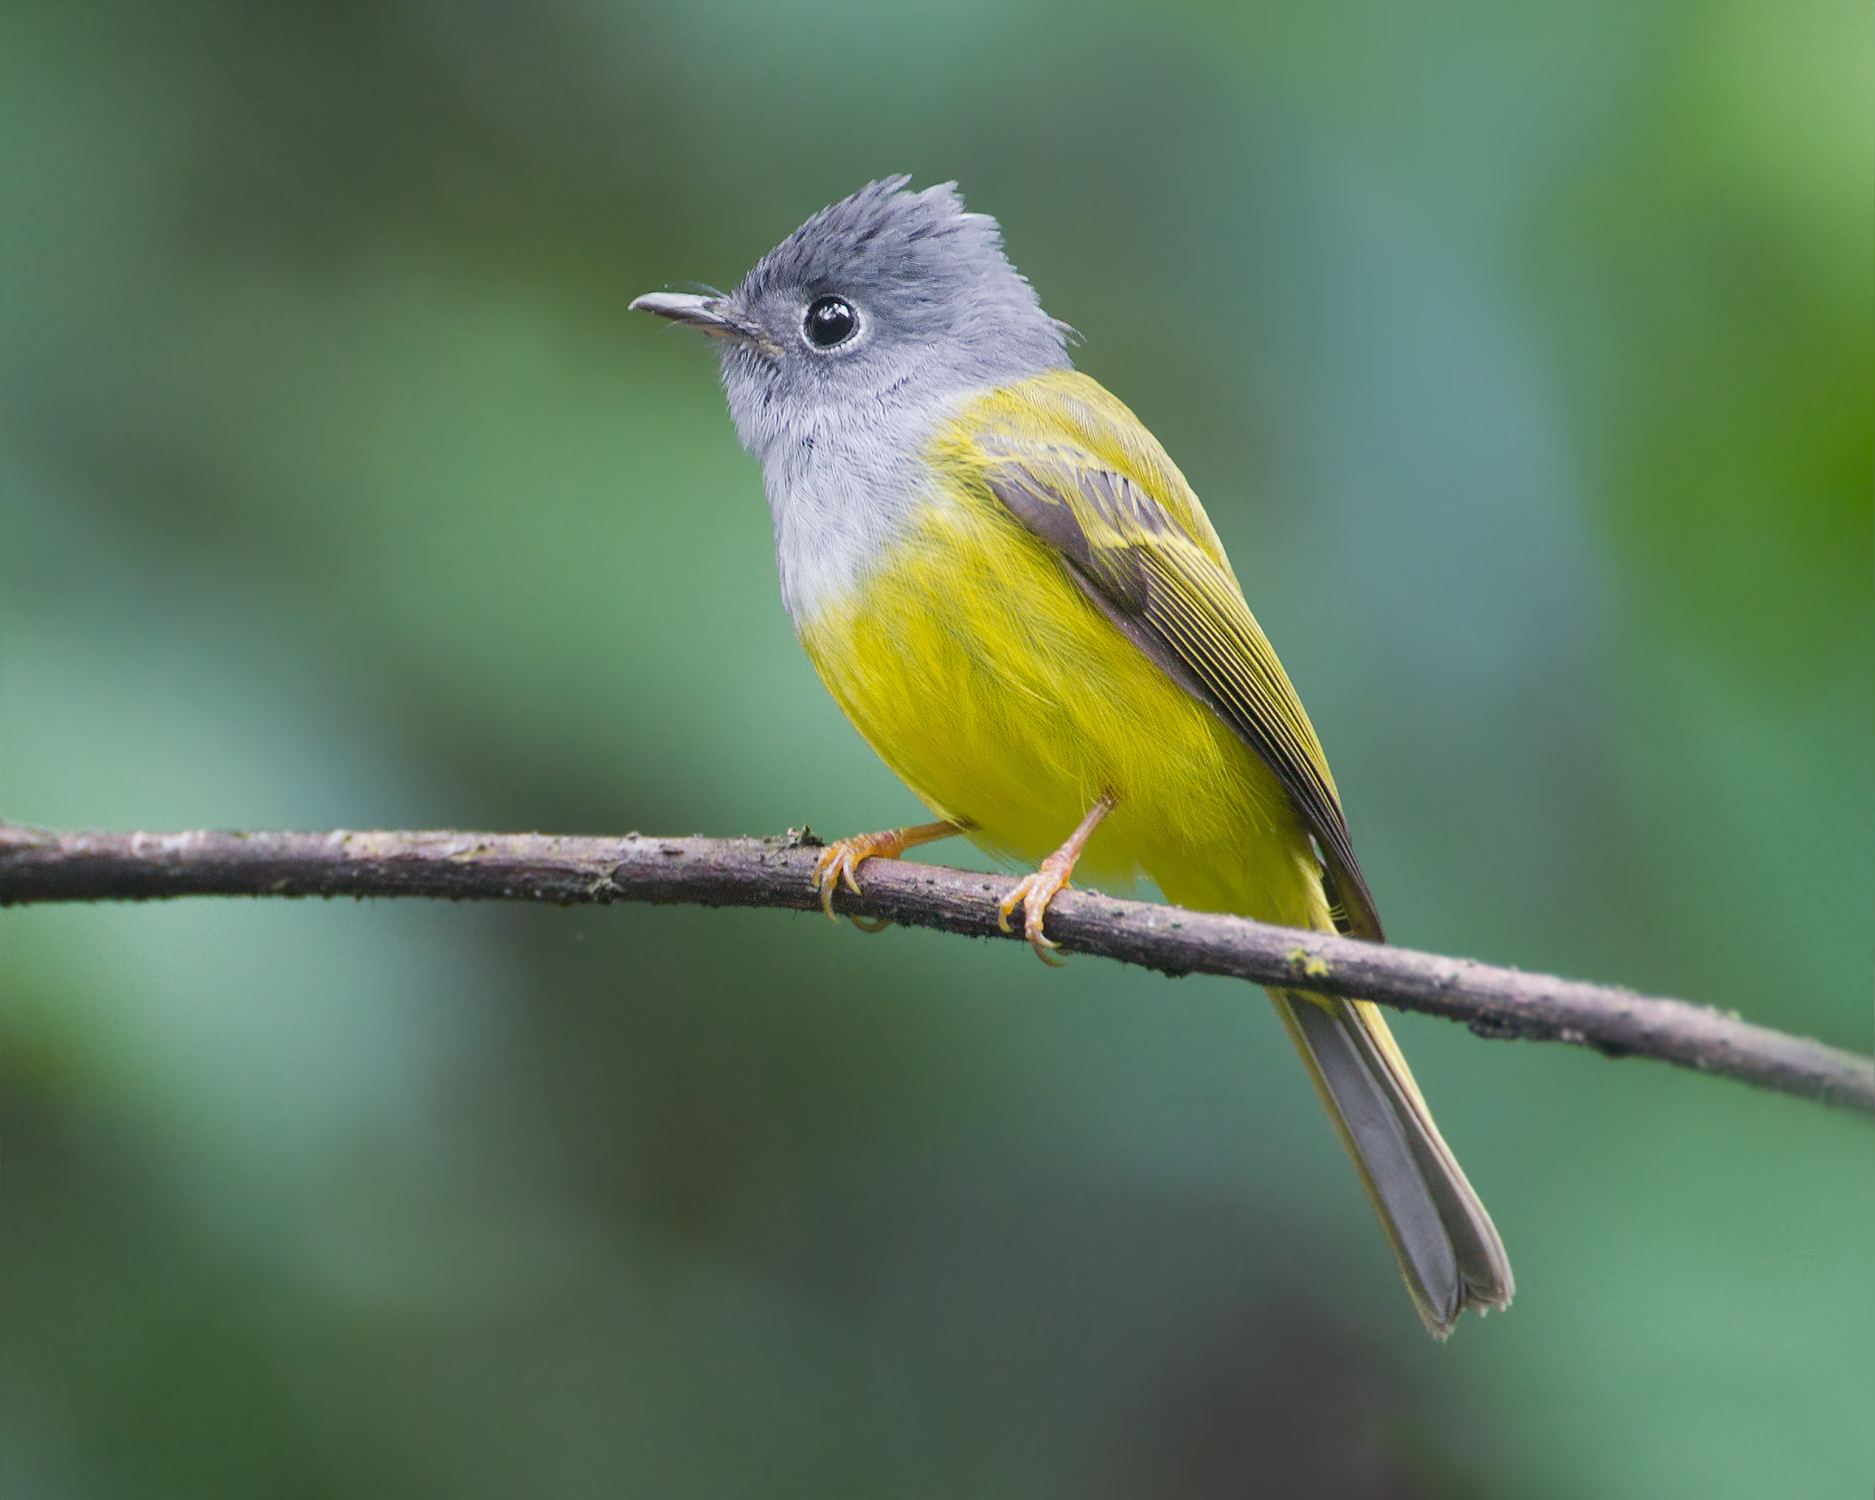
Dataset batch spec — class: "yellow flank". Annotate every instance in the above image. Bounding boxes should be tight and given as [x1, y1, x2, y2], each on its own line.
[797, 369, 1331, 932]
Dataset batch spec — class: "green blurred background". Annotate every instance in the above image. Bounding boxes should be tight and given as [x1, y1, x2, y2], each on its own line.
[2, 1, 1869, 1494]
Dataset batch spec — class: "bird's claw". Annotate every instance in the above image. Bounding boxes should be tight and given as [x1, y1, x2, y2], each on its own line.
[812, 833, 899, 922]
[998, 860, 1073, 966]
[813, 842, 862, 921]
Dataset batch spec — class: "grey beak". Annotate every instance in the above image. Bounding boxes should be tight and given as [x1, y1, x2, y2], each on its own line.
[629, 292, 736, 330]
[630, 291, 780, 357]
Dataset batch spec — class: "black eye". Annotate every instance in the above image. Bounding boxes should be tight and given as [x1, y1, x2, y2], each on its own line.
[803, 295, 857, 348]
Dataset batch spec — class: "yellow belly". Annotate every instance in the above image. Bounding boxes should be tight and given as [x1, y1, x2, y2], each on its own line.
[797, 488, 1331, 931]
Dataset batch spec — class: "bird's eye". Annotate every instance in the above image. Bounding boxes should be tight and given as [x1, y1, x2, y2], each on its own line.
[803, 296, 858, 349]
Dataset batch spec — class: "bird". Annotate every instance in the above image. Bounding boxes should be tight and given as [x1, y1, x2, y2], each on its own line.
[631, 177, 1512, 1338]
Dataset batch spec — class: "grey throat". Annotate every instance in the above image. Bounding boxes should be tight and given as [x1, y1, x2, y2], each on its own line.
[631, 177, 1072, 625]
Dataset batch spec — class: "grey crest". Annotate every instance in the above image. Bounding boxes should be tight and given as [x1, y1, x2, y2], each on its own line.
[717, 177, 1071, 460]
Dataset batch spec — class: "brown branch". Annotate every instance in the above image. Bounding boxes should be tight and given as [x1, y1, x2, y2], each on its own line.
[2, 821, 1869, 1116]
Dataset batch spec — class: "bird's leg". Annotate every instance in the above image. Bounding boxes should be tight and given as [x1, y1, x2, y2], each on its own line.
[998, 791, 1118, 964]
[813, 819, 965, 923]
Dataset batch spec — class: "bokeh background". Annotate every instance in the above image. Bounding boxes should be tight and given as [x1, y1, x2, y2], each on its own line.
[3, 1, 1869, 1495]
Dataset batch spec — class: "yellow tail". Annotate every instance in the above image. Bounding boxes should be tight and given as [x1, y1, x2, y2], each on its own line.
[1271, 989, 1514, 1339]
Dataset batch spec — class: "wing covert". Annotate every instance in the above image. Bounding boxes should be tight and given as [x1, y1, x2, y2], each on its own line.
[979, 436, 1383, 943]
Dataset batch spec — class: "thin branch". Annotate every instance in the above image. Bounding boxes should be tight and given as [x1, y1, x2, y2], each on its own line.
[2, 822, 1869, 1116]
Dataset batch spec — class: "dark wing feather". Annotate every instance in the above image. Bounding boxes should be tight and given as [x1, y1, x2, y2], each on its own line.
[984, 452, 1384, 942]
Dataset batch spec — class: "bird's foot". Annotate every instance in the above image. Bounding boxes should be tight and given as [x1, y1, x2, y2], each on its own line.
[994, 791, 1119, 966]
[997, 856, 1076, 966]
[810, 819, 963, 925]
[813, 830, 903, 921]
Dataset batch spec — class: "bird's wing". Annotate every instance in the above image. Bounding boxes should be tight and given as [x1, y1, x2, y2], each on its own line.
[960, 374, 1383, 941]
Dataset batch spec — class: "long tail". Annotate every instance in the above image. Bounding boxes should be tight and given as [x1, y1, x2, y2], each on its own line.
[1271, 989, 1514, 1339]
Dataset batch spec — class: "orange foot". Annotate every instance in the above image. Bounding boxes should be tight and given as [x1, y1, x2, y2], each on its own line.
[811, 820, 962, 924]
[997, 857, 1076, 966]
[996, 791, 1118, 965]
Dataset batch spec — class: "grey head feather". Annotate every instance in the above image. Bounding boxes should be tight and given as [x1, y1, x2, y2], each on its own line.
[713, 177, 1073, 464]
[637, 178, 1073, 623]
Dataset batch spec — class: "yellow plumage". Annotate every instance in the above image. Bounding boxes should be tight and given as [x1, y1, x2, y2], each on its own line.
[800, 370, 1326, 928]
[797, 369, 1512, 1338]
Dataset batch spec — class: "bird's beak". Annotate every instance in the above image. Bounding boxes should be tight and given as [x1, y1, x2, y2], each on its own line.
[629, 292, 775, 354]
[629, 292, 733, 330]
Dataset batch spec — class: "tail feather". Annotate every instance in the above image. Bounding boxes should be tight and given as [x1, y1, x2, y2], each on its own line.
[1272, 989, 1513, 1339]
